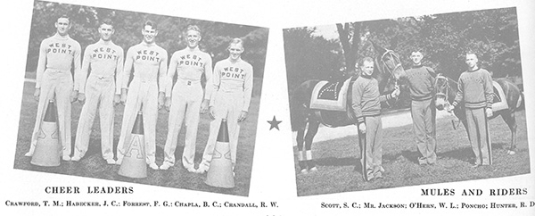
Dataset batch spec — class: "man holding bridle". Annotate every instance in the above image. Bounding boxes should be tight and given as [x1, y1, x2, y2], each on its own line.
[352, 57, 400, 181]
[447, 52, 493, 168]
[400, 50, 437, 166]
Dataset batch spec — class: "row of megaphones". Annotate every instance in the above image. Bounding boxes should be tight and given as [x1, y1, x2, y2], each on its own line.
[30, 100, 234, 188]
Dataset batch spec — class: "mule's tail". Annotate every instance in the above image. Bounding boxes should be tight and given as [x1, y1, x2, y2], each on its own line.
[290, 81, 314, 132]
[516, 91, 524, 110]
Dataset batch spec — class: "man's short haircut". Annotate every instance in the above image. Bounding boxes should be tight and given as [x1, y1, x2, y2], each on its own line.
[411, 48, 424, 56]
[465, 50, 478, 58]
[228, 38, 244, 49]
[143, 20, 157, 31]
[100, 18, 114, 28]
[187, 25, 201, 34]
[57, 15, 70, 23]
[361, 56, 374, 65]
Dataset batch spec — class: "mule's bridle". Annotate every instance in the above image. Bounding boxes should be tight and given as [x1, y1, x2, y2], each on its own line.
[380, 50, 403, 80]
[379, 49, 402, 94]
[435, 74, 451, 105]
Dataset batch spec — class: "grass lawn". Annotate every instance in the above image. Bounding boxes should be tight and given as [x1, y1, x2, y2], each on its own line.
[294, 110, 531, 196]
[14, 80, 262, 197]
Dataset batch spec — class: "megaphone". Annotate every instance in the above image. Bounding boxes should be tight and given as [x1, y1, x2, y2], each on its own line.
[118, 111, 147, 178]
[31, 100, 61, 167]
[205, 120, 235, 188]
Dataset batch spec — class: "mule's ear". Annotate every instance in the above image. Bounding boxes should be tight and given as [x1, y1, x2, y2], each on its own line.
[371, 41, 387, 55]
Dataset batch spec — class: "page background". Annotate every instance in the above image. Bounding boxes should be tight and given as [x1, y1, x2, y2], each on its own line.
[0, 0, 533, 215]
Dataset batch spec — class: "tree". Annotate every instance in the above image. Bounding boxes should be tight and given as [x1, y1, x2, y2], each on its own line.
[25, 1, 268, 80]
[283, 27, 343, 93]
[403, 7, 520, 79]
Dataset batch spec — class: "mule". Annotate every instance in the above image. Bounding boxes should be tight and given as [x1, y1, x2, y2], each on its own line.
[290, 42, 405, 174]
[434, 74, 524, 154]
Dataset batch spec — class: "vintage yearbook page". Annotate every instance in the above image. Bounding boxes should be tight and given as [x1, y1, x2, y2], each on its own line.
[0, 0, 534, 215]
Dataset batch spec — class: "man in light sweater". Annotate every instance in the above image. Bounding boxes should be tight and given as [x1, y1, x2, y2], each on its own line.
[352, 57, 399, 181]
[401, 50, 437, 166]
[197, 38, 253, 174]
[26, 15, 81, 161]
[160, 25, 213, 172]
[116, 21, 167, 170]
[448, 52, 493, 167]
[71, 19, 124, 164]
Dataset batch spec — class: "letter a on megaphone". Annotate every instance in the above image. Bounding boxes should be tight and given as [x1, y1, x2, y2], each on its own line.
[118, 111, 147, 178]
[31, 100, 61, 167]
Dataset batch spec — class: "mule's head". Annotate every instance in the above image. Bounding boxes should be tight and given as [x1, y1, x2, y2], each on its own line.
[434, 73, 449, 110]
[372, 42, 405, 93]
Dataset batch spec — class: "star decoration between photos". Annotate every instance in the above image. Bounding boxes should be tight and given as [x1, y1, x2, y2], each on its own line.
[267, 116, 282, 131]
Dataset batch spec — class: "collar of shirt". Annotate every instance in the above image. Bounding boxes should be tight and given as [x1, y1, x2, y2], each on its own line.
[412, 64, 424, 69]
[97, 39, 114, 46]
[468, 67, 480, 72]
[227, 57, 242, 64]
[186, 46, 201, 52]
[141, 41, 157, 47]
[53, 33, 71, 40]
[360, 74, 373, 79]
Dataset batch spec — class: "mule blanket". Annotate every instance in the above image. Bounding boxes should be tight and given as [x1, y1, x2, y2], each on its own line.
[492, 80, 508, 112]
[310, 78, 352, 111]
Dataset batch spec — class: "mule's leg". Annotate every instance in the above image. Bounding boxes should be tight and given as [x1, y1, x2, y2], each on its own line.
[296, 127, 308, 173]
[304, 120, 320, 172]
[501, 111, 517, 154]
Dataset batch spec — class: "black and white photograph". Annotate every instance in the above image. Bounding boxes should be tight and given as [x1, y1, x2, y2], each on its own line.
[285, 7, 530, 196]
[12, 0, 268, 196]
[1, 0, 535, 215]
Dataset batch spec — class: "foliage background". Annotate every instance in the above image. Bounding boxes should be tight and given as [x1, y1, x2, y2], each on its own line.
[17, 0, 269, 196]
[284, 7, 521, 108]
[26, 0, 268, 94]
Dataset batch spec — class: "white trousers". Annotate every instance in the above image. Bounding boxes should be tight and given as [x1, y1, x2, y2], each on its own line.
[200, 91, 243, 169]
[117, 78, 159, 164]
[73, 75, 115, 160]
[163, 80, 203, 168]
[28, 69, 73, 158]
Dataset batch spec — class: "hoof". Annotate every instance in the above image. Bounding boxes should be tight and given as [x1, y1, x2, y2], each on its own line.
[507, 150, 516, 155]
[300, 169, 308, 174]
[309, 167, 318, 172]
